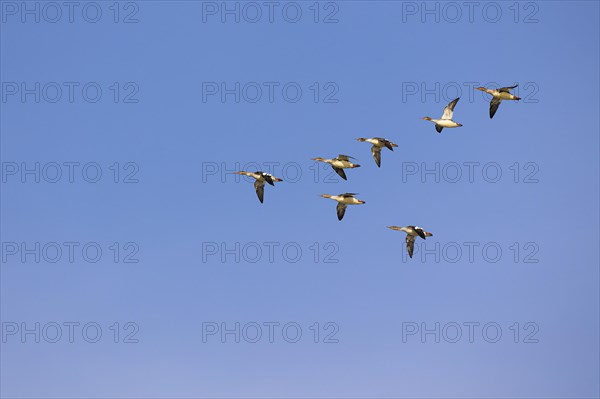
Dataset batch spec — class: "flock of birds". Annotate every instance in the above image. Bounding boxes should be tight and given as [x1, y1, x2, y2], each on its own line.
[234, 84, 521, 258]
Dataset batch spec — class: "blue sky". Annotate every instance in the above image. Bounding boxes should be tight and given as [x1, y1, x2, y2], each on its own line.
[1, 1, 599, 398]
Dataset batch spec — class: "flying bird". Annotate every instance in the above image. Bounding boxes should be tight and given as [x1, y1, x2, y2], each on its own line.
[475, 84, 521, 119]
[387, 225, 433, 258]
[235, 171, 283, 203]
[312, 155, 361, 180]
[422, 97, 463, 133]
[320, 193, 365, 221]
[355, 137, 398, 167]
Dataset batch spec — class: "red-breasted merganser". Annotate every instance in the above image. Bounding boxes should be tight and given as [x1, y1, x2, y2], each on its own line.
[355, 137, 398, 167]
[312, 155, 360, 180]
[422, 97, 462, 133]
[387, 225, 433, 258]
[321, 193, 366, 221]
[475, 84, 521, 119]
[235, 171, 283, 203]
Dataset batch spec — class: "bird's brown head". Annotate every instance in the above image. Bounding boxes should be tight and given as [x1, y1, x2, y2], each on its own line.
[475, 87, 486, 91]
[422, 117, 432, 121]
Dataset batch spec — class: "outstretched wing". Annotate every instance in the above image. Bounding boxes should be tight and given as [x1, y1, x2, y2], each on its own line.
[262, 173, 275, 186]
[254, 180, 265, 203]
[341, 193, 357, 197]
[333, 166, 347, 180]
[336, 203, 347, 221]
[499, 84, 518, 93]
[337, 154, 354, 161]
[371, 145, 382, 167]
[489, 97, 501, 119]
[442, 97, 460, 120]
[435, 124, 444, 134]
[405, 235, 416, 258]
[414, 227, 426, 239]
[383, 140, 395, 151]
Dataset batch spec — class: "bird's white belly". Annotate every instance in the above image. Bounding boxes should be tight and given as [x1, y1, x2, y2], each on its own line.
[438, 119, 458, 127]
[339, 198, 356, 204]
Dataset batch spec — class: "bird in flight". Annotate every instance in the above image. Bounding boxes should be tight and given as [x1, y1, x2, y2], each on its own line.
[312, 154, 361, 180]
[475, 84, 521, 119]
[320, 193, 366, 221]
[235, 171, 283, 203]
[387, 225, 433, 258]
[355, 137, 398, 167]
[422, 97, 463, 133]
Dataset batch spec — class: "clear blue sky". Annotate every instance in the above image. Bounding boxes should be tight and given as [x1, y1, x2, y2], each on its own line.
[1, 1, 599, 398]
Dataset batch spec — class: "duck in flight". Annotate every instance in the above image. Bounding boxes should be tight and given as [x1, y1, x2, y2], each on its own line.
[235, 171, 283, 203]
[422, 97, 462, 133]
[475, 84, 521, 119]
[387, 225, 433, 258]
[355, 137, 398, 167]
[312, 155, 361, 180]
[320, 193, 366, 221]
